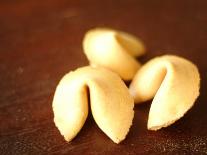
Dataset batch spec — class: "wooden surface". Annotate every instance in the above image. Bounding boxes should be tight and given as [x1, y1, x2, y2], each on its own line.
[0, 0, 207, 154]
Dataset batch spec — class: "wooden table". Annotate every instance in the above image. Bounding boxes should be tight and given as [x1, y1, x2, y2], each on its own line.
[0, 0, 207, 154]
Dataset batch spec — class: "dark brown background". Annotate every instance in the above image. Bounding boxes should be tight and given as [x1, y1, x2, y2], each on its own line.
[0, 0, 207, 154]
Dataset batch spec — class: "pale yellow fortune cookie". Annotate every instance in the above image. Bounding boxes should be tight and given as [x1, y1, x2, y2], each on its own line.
[83, 28, 145, 80]
[52, 66, 134, 144]
[129, 55, 200, 130]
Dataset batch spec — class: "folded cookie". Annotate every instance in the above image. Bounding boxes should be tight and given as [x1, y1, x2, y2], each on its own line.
[129, 55, 200, 130]
[53, 66, 134, 143]
[83, 28, 145, 80]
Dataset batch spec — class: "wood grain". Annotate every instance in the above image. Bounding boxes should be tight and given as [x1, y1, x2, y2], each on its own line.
[0, 0, 207, 154]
